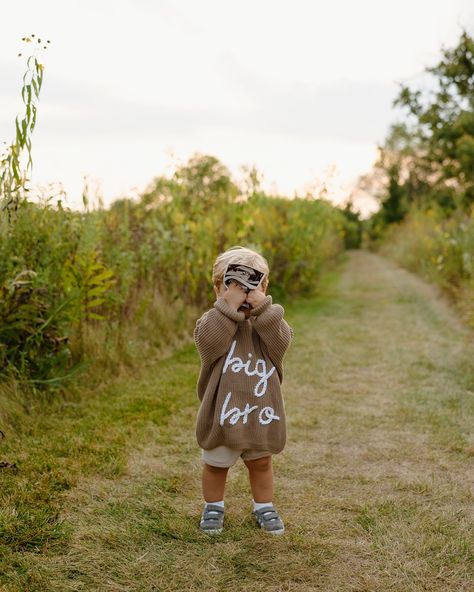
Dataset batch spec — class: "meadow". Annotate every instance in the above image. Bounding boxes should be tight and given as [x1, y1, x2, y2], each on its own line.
[1, 31, 473, 592]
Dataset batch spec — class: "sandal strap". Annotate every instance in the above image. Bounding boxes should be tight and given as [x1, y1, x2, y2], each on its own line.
[258, 511, 279, 522]
[254, 506, 277, 517]
[203, 512, 223, 522]
[203, 506, 224, 515]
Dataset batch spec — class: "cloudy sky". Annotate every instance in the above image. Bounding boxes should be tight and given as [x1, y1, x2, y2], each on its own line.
[1, 1, 473, 215]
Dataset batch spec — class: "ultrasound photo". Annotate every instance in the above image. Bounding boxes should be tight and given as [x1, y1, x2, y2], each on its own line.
[223, 263, 265, 293]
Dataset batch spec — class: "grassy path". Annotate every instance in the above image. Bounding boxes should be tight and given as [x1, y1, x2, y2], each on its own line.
[3, 250, 474, 591]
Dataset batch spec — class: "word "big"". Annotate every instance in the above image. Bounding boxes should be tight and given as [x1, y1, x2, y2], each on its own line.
[222, 340, 275, 397]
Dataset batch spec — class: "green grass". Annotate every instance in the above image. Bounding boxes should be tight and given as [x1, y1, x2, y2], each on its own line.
[0, 343, 197, 563]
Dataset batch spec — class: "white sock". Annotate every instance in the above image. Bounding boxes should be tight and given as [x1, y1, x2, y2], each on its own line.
[205, 500, 224, 511]
[253, 500, 273, 512]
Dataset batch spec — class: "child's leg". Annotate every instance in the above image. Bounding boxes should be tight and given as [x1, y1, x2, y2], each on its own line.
[201, 446, 240, 502]
[202, 463, 229, 502]
[244, 455, 273, 502]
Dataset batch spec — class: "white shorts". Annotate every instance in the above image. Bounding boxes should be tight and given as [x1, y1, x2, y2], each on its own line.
[201, 445, 272, 468]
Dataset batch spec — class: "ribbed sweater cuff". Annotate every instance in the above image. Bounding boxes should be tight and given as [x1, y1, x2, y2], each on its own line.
[214, 297, 246, 322]
[250, 294, 272, 316]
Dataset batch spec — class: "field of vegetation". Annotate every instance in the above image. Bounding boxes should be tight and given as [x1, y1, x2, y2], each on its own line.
[1, 29, 473, 592]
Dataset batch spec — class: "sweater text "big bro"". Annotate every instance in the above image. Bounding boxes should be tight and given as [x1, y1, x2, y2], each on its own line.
[219, 339, 280, 427]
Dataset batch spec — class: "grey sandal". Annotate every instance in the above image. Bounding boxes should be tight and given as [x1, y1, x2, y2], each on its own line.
[200, 504, 224, 534]
[253, 506, 285, 535]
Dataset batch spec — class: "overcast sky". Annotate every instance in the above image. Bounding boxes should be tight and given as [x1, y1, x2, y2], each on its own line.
[1, 1, 473, 215]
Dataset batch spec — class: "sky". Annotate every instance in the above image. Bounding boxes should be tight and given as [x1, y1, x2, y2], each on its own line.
[1, 1, 473, 217]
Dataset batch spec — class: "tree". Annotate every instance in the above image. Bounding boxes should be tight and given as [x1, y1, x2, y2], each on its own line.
[393, 29, 474, 210]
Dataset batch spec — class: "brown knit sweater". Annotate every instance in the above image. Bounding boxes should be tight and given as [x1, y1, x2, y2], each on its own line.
[194, 294, 293, 454]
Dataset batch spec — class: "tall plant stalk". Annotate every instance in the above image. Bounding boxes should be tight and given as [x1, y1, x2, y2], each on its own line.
[0, 35, 49, 219]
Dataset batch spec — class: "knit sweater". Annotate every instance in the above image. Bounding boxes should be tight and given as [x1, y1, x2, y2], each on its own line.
[194, 294, 293, 454]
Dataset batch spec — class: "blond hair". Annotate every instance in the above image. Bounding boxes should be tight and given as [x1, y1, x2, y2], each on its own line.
[212, 246, 269, 290]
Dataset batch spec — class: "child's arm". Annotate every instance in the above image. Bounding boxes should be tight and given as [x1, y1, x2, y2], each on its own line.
[194, 296, 245, 366]
[249, 295, 293, 376]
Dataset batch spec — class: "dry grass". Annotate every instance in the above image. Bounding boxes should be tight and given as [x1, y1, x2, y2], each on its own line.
[2, 250, 473, 591]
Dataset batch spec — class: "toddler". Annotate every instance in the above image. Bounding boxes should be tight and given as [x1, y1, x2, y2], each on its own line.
[194, 246, 293, 535]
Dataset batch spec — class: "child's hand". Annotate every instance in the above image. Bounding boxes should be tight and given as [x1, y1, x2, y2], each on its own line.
[222, 281, 247, 311]
[246, 288, 266, 308]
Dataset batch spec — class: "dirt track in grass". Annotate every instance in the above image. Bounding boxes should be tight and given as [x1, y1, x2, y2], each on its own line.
[17, 250, 474, 591]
